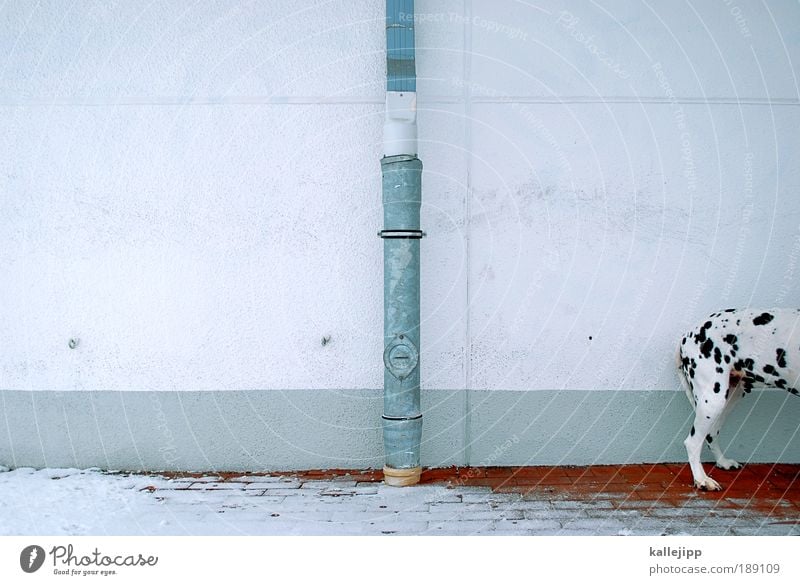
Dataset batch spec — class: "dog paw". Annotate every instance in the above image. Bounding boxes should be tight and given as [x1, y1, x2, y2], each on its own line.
[715, 458, 741, 470]
[694, 477, 722, 491]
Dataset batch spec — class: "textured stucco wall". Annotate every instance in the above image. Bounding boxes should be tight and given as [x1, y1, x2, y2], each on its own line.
[1, 1, 799, 469]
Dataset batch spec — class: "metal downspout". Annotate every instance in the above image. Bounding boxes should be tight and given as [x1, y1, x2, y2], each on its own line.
[380, 0, 422, 487]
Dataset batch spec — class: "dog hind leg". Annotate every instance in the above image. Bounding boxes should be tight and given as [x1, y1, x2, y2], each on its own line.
[684, 371, 730, 490]
[706, 377, 744, 470]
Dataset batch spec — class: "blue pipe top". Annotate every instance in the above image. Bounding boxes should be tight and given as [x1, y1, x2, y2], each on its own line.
[386, 0, 416, 92]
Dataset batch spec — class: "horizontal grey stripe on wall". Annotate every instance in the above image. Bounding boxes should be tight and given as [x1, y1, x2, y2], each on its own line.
[0, 389, 797, 472]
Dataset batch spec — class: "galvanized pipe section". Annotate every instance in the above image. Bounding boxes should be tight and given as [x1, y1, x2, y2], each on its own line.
[381, 0, 422, 487]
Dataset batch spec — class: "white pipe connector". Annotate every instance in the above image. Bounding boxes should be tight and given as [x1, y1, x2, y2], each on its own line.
[383, 91, 417, 157]
[383, 465, 422, 487]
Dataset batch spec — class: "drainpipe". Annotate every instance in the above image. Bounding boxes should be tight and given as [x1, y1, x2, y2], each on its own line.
[380, 0, 423, 487]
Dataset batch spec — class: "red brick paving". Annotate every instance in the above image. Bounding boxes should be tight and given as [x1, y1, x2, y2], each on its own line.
[161, 463, 800, 521]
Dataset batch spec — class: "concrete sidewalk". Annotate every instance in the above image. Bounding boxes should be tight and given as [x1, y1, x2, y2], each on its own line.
[1, 464, 798, 536]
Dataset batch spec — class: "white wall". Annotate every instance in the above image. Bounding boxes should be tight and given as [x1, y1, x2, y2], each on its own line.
[2, 0, 799, 395]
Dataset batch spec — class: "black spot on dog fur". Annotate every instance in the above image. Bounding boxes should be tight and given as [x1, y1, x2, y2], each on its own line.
[776, 348, 787, 368]
[713, 382, 721, 393]
[763, 364, 777, 375]
[753, 312, 774, 326]
[723, 334, 737, 345]
[700, 338, 714, 358]
[724, 355, 730, 364]
[706, 435, 713, 444]
[714, 347, 722, 364]
[723, 308, 736, 312]
[690, 425, 695, 436]
[776, 379, 787, 389]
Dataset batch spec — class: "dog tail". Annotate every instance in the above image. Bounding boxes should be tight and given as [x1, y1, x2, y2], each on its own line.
[676, 342, 695, 409]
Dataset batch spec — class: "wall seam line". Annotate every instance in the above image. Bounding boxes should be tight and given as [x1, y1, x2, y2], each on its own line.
[462, 0, 473, 468]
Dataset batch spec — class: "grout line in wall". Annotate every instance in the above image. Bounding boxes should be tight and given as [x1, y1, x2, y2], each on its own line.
[468, 96, 800, 106]
[2, 96, 798, 107]
[462, 0, 473, 468]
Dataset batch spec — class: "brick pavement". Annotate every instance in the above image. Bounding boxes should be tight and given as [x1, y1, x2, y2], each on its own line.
[148, 464, 800, 535]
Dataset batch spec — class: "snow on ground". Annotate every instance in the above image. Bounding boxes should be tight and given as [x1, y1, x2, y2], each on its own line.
[0, 467, 595, 536]
[0, 468, 180, 536]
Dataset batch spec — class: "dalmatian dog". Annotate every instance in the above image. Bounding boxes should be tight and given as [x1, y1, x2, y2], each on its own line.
[678, 308, 800, 490]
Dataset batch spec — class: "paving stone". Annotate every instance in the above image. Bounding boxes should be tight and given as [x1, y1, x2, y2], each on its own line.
[301, 480, 357, 490]
[426, 520, 496, 534]
[265, 511, 335, 522]
[584, 507, 641, 518]
[163, 479, 195, 488]
[259, 481, 302, 490]
[181, 476, 223, 483]
[245, 488, 306, 497]
[523, 509, 588, 520]
[731, 525, 799, 536]
[359, 522, 431, 535]
[185, 482, 258, 491]
[562, 519, 627, 531]
[329, 510, 405, 523]
[429, 502, 492, 512]
[362, 503, 431, 513]
[552, 500, 614, 510]
[493, 518, 561, 531]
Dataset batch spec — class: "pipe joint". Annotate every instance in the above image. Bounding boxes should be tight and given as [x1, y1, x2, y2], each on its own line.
[383, 91, 417, 157]
[378, 229, 425, 239]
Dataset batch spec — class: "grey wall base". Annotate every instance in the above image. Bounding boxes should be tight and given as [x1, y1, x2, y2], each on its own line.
[1, 389, 798, 472]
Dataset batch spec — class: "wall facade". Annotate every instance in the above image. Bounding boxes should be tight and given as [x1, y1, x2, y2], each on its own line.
[1, 1, 799, 470]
